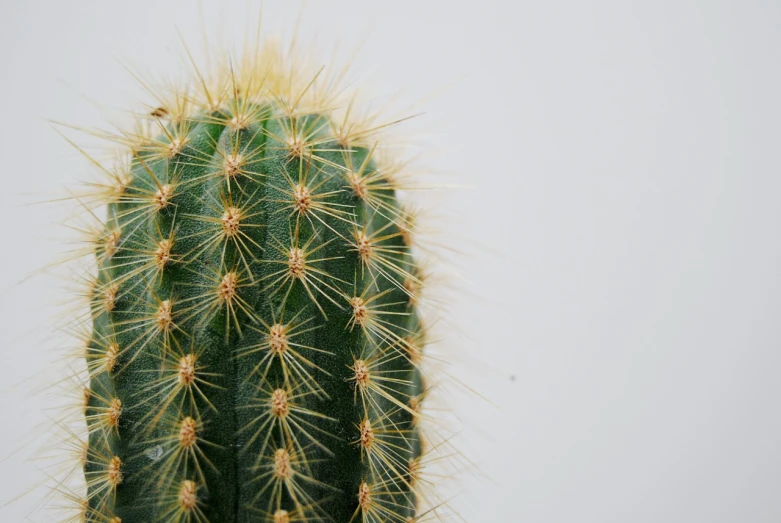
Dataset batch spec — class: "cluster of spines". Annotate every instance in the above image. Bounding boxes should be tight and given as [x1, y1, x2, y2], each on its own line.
[49, 36, 452, 523]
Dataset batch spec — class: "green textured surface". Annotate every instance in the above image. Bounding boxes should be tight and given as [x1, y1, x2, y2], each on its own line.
[84, 104, 425, 522]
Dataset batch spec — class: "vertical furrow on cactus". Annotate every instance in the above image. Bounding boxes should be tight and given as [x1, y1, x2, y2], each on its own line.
[302, 131, 369, 523]
[237, 112, 298, 520]
[163, 119, 241, 521]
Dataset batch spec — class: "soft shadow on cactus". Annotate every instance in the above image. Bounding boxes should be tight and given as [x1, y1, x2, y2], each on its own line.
[49, 26, 458, 523]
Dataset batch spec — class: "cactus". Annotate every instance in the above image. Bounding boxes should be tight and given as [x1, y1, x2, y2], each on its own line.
[73, 38, 437, 523]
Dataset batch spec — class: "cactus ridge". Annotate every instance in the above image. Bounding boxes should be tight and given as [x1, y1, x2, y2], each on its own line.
[71, 38, 438, 523]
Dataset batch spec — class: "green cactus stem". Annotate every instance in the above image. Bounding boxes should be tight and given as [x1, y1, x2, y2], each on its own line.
[79, 41, 431, 523]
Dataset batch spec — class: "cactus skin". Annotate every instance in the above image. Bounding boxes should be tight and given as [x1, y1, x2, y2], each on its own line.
[81, 54, 428, 523]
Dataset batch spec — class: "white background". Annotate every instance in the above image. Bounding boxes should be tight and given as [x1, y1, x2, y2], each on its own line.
[2, 1, 781, 522]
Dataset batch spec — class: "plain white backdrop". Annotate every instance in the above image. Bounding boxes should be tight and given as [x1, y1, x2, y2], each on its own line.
[2, 1, 781, 522]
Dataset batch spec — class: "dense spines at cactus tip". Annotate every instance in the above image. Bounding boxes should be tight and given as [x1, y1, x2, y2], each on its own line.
[78, 49, 433, 523]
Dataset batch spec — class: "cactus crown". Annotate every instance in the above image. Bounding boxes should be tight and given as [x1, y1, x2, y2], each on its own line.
[61, 34, 448, 523]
